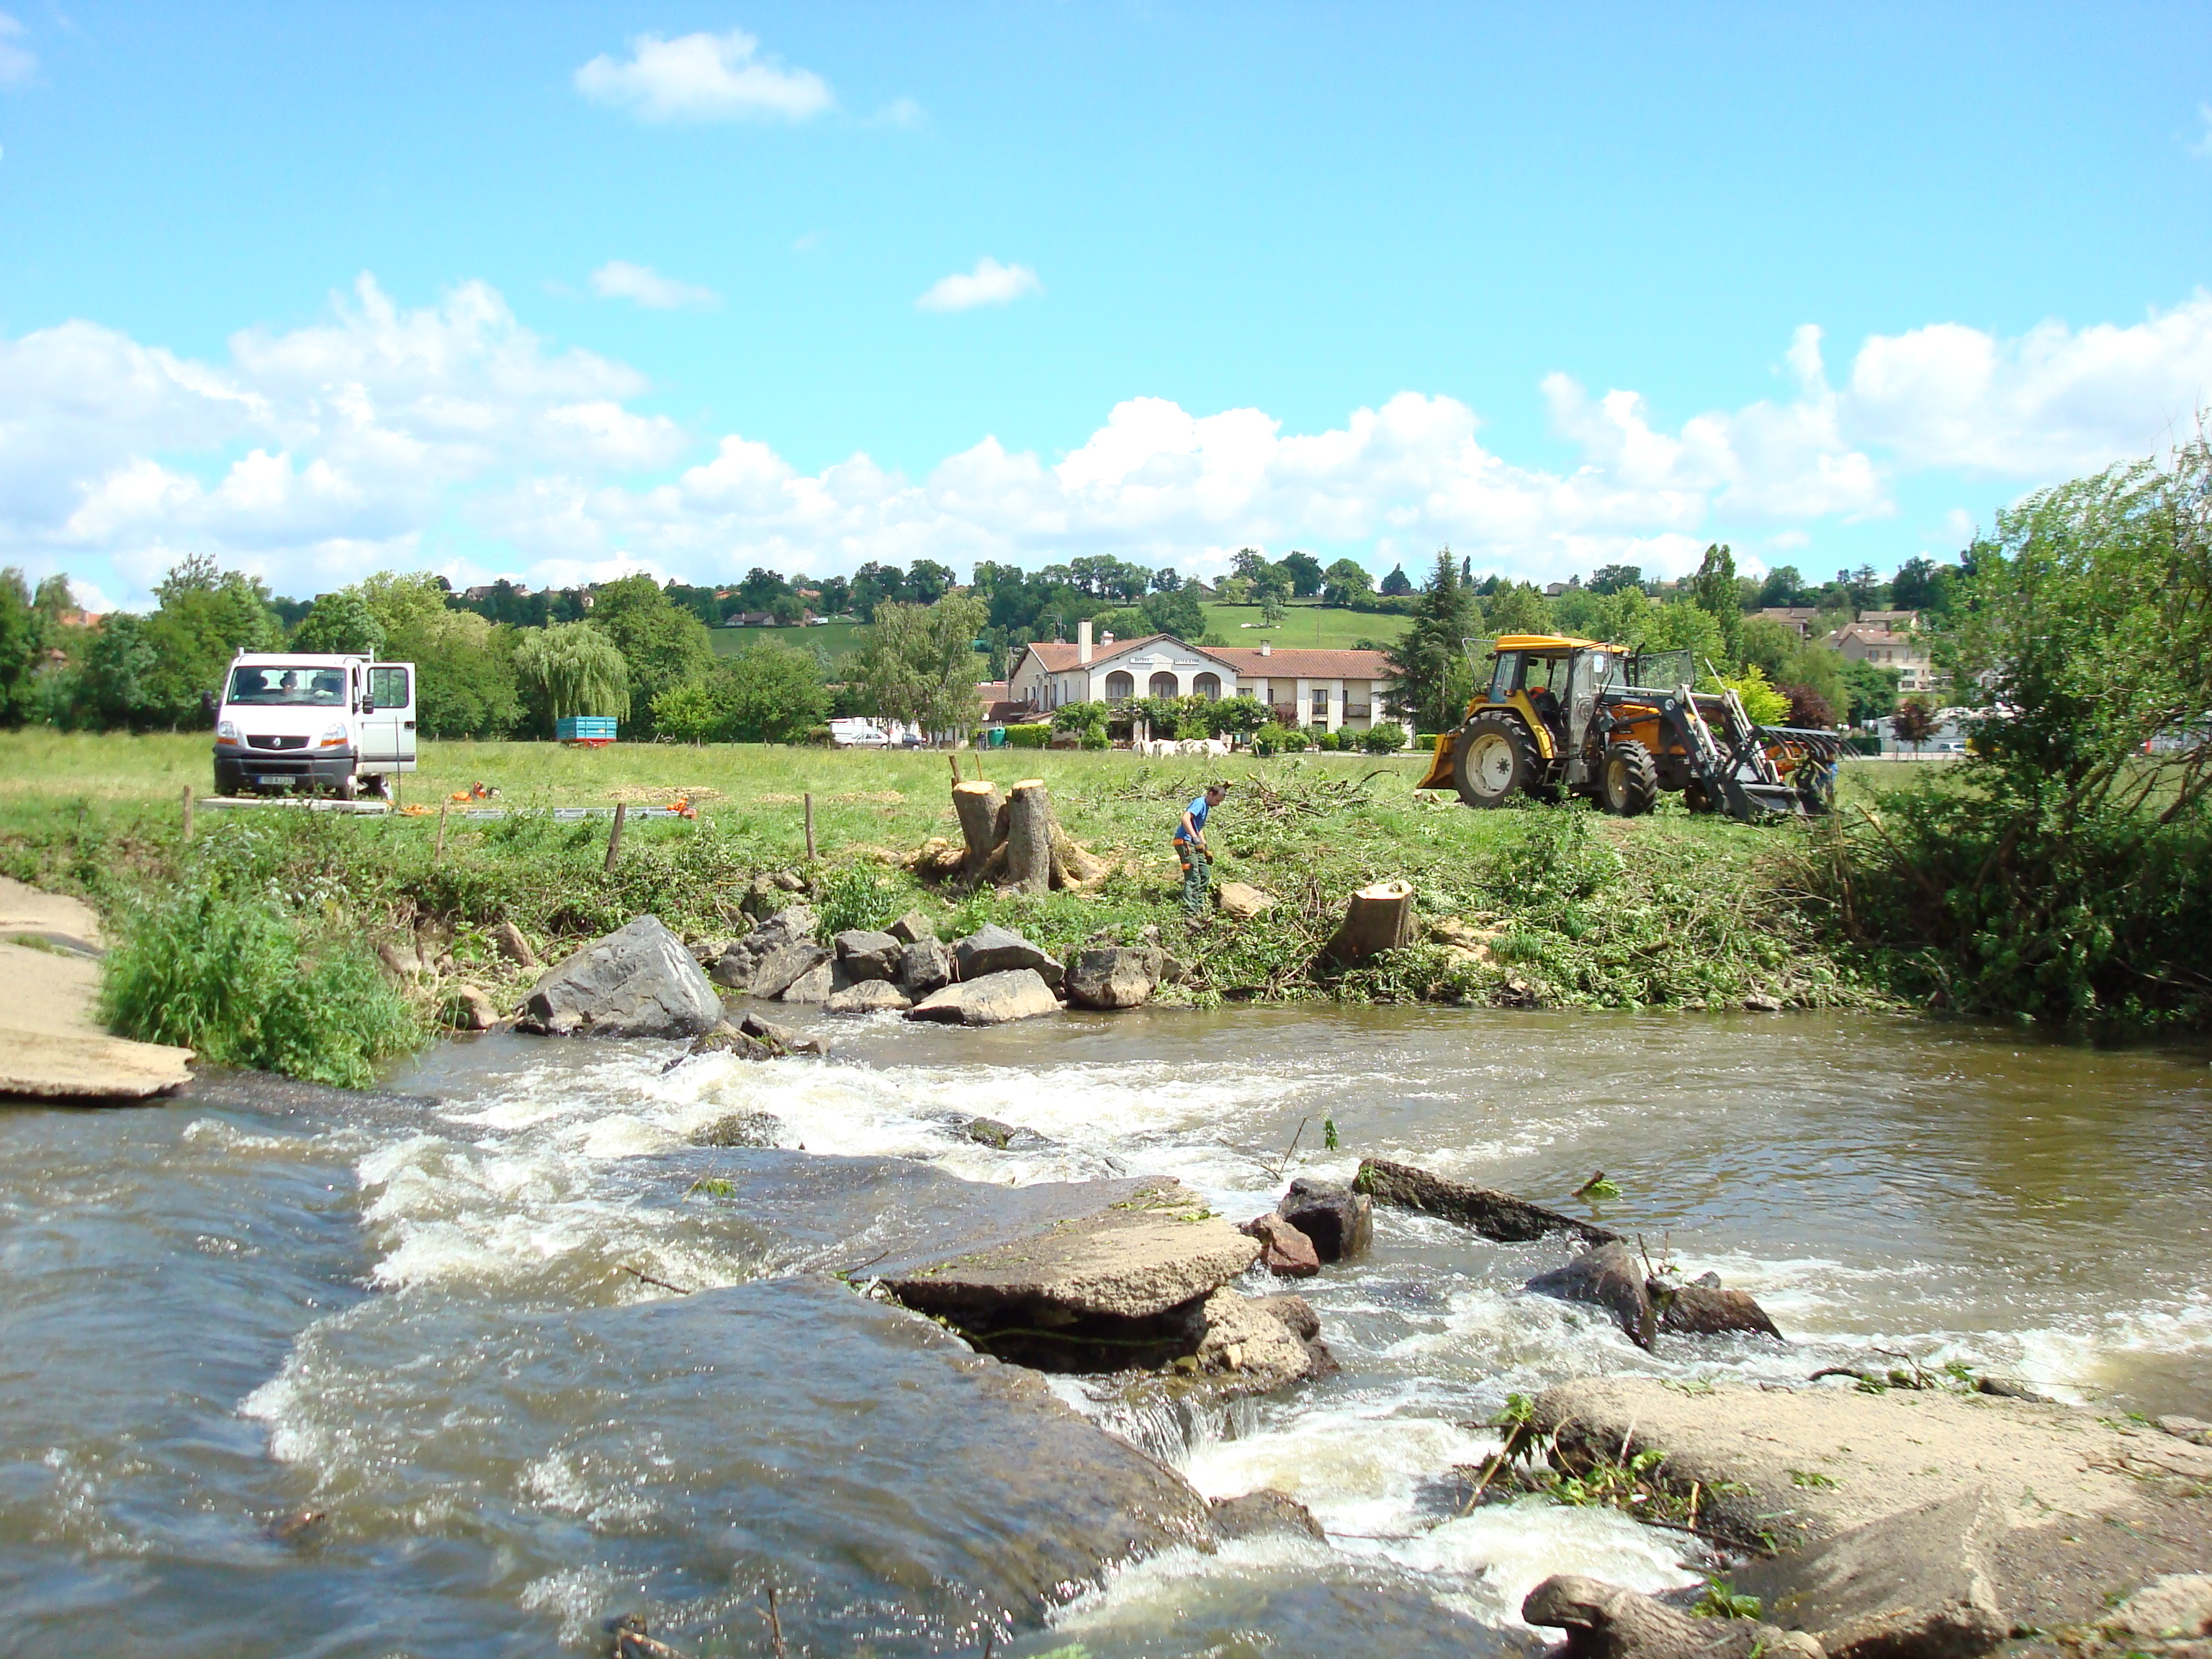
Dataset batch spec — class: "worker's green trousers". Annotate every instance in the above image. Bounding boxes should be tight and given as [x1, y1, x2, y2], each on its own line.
[1179, 846, 1210, 913]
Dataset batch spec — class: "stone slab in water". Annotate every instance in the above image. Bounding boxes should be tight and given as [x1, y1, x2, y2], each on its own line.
[879, 1177, 1259, 1321]
[1355, 1156, 1619, 1245]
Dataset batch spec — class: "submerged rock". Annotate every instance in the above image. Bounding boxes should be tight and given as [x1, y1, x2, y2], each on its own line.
[826, 979, 910, 1015]
[1208, 1488, 1326, 1543]
[1526, 1241, 1655, 1349]
[1355, 1156, 1619, 1246]
[689, 1110, 783, 1147]
[1276, 1177, 1372, 1263]
[517, 915, 723, 1038]
[1522, 1574, 1819, 1659]
[1651, 1277, 1784, 1340]
[906, 968, 1061, 1027]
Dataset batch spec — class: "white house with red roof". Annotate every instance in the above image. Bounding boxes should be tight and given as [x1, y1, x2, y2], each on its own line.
[1005, 619, 1398, 734]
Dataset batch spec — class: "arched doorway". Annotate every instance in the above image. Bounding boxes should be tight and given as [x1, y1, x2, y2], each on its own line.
[1192, 672, 1221, 700]
[1105, 670, 1134, 701]
[1149, 672, 1179, 698]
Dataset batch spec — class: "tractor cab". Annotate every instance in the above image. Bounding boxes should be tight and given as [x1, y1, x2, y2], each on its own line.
[1472, 635, 1635, 784]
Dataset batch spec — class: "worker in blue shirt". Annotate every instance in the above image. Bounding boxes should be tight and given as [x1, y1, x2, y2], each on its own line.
[1174, 783, 1228, 914]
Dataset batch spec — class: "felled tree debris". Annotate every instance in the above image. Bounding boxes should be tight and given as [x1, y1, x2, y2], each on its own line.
[1354, 1157, 1620, 1246]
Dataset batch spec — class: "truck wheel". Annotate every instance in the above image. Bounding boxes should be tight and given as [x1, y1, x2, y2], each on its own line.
[1601, 742, 1659, 817]
[1453, 714, 1537, 808]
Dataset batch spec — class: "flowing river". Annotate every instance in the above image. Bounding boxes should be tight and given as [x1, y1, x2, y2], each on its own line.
[4, 1005, 2209, 1656]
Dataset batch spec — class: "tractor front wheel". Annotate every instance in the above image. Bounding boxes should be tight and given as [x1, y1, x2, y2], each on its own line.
[1453, 715, 1538, 809]
[1601, 742, 1659, 817]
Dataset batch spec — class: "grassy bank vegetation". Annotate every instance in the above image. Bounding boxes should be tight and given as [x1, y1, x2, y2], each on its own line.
[0, 732, 1895, 1082]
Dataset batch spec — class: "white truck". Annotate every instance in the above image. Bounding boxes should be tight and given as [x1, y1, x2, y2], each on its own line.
[212, 651, 418, 800]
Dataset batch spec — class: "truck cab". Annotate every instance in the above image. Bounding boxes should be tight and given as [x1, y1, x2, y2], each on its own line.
[212, 652, 417, 799]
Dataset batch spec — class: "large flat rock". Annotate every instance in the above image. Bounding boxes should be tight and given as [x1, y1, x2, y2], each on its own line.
[1534, 1376, 2212, 1544]
[0, 1028, 194, 1100]
[879, 1177, 1261, 1322]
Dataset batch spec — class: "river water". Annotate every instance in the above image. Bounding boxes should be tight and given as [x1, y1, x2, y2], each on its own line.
[4, 1004, 2208, 1656]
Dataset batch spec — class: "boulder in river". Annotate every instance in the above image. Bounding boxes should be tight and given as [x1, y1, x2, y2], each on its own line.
[950, 924, 1062, 986]
[834, 929, 903, 981]
[1239, 1213, 1320, 1277]
[1354, 1156, 1619, 1245]
[749, 940, 830, 999]
[1208, 1489, 1326, 1543]
[826, 979, 911, 1015]
[1276, 1177, 1372, 1263]
[1189, 1285, 1328, 1393]
[1733, 1487, 2007, 1659]
[897, 937, 951, 997]
[1525, 1241, 1655, 1349]
[778, 957, 845, 1004]
[1064, 946, 1158, 1010]
[1522, 1574, 1819, 1659]
[1650, 1277, 1784, 1340]
[906, 968, 1061, 1027]
[518, 915, 724, 1038]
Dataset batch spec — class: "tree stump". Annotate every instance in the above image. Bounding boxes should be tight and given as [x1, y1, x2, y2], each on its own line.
[1049, 827, 1116, 891]
[952, 780, 1002, 878]
[1002, 780, 1054, 894]
[1327, 880, 1414, 963]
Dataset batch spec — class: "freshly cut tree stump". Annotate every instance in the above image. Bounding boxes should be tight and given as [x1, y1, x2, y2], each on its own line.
[1327, 880, 1415, 964]
[1049, 827, 1116, 892]
[953, 780, 1003, 878]
[1003, 780, 1054, 895]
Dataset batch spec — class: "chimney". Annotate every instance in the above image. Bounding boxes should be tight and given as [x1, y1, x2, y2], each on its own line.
[1078, 617, 1094, 665]
[1259, 639, 1272, 657]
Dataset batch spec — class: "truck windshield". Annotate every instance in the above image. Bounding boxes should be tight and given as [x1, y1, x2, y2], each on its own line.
[225, 666, 349, 707]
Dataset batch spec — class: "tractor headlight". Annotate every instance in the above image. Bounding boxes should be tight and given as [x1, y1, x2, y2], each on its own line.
[320, 720, 350, 747]
[215, 720, 240, 743]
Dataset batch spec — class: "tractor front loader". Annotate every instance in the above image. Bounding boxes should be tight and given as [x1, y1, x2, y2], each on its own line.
[1416, 634, 1844, 821]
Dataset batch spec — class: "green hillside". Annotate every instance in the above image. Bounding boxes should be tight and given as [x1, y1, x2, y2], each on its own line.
[711, 619, 872, 664]
[1200, 600, 1406, 650]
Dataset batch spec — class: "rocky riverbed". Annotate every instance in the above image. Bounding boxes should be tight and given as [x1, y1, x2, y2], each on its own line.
[4, 920, 2210, 1656]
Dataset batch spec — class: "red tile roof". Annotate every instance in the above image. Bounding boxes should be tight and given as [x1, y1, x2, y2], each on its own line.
[1208, 646, 1394, 678]
[1013, 634, 1177, 670]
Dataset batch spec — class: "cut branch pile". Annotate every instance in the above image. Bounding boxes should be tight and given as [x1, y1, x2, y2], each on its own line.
[917, 778, 1119, 894]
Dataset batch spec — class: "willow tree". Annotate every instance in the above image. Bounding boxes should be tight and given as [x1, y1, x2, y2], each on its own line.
[514, 622, 630, 727]
[860, 592, 989, 737]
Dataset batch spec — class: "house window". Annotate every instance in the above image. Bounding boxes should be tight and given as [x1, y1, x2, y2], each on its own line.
[1149, 672, 1179, 698]
[1193, 672, 1220, 700]
[1310, 688, 1329, 720]
[1105, 670, 1134, 701]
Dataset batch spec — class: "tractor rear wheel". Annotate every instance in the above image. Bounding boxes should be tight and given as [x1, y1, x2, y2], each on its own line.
[1453, 714, 1538, 809]
[1600, 742, 1659, 817]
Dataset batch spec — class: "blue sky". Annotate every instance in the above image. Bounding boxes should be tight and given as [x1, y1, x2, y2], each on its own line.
[3, 2, 2210, 608]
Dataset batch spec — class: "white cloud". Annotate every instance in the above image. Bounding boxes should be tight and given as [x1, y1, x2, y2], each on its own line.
[916, 257, 1043, 313]
[0, 12, 35, 89]
[1843, 292, 2212, 475]
[589, 260, 717, 310]
[575, 29, 832, 124]
[10, 276, 2211, 608]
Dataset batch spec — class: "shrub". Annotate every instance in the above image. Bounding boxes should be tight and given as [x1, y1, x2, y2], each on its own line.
[814, 861, 898, 937]
[1005, 723, 1051, 749]
[1360, 721, 1408, 753]
[1051, 700, 1107, 733]
[1079, 721, 1110, 750]
[101, 890, 423, 1088]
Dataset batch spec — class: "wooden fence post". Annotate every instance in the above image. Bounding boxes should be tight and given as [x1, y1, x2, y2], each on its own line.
[604, 801, 627, 872]
[433, 799, 449, 864]
[181, 783, 194, 840]
[804, 792, 817, 861]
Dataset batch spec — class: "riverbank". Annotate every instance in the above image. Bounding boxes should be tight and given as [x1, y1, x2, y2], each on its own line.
[0, 873, 194, 1100]
[0, 733, 1894, 1076]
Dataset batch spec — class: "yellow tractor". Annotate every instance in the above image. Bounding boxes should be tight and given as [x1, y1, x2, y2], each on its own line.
[1416, 634, 1843, 819]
